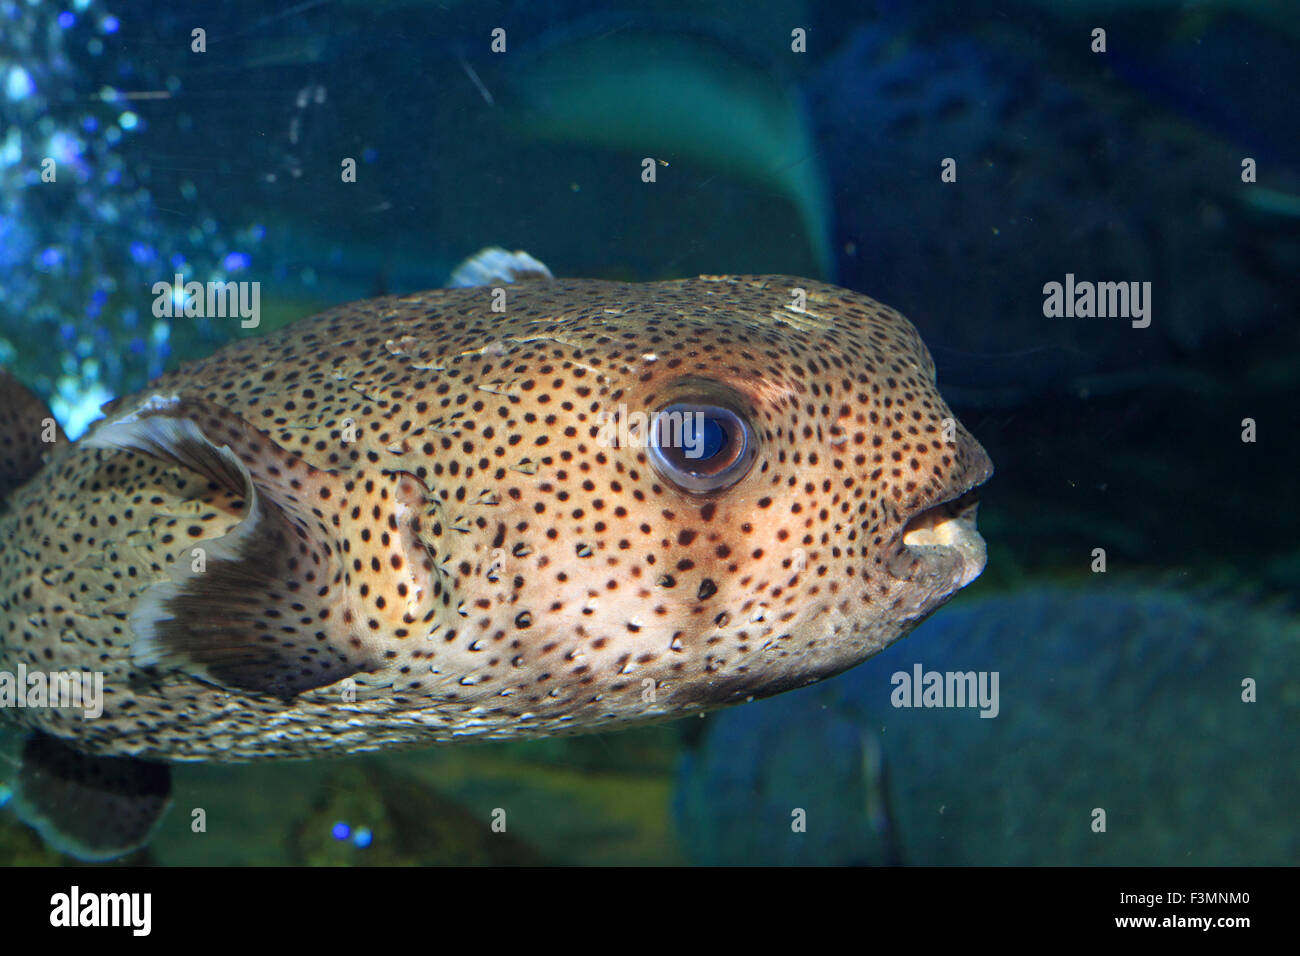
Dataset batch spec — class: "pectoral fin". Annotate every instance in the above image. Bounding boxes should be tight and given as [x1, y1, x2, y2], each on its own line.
[84, 394, 385, 699]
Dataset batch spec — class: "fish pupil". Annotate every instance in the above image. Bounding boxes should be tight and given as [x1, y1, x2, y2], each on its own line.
[688, 416, 728, 463]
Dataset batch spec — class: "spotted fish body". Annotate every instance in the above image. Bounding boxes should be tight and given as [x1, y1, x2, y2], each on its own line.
[1, 269, 991, 780]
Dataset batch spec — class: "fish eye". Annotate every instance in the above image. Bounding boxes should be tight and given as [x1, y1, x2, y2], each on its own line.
[648, 402, 756, 494]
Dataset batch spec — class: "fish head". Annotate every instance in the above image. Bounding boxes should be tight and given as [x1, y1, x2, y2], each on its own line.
[422, 275, 993, 729]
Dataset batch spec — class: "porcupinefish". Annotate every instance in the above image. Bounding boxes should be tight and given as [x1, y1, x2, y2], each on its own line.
[0, 250, 992, 859]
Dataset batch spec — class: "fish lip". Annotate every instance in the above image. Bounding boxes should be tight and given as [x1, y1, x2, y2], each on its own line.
[894, 487, 988, 591]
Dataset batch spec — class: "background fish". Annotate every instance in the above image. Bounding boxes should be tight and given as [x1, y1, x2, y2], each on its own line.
[808, 20, 1300, 400]
[500, 14, 833, 278]
[676, 584, 1300, 865]
[0, 251, 992, 859]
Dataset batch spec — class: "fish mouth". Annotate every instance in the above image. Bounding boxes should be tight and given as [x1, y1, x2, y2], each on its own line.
[897, 488, 987, 590]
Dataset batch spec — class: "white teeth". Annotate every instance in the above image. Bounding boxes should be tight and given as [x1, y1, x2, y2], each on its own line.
[902, 508, 987, 589]
[903, 514, 963, 549]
